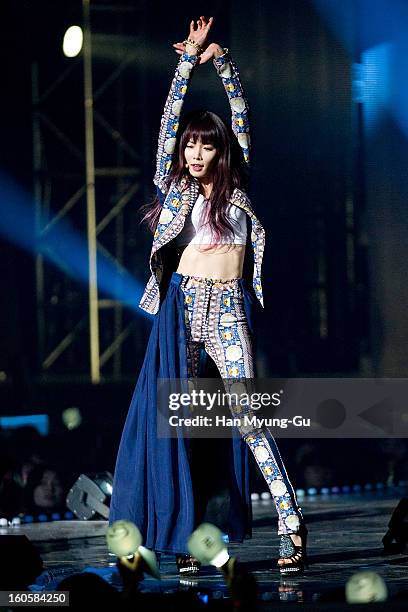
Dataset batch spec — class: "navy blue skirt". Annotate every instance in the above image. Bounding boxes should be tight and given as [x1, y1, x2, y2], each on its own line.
[109, 272, 256, 554]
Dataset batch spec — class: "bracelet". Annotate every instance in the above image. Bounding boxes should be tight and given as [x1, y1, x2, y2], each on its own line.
[183, 38, 202, 54]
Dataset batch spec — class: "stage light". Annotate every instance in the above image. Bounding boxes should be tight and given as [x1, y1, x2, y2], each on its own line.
[345, 571, 388, 603]
[106, 520, 160, 579]
[62, 407, 82, 430]
[93, 474, 113, 497]
[1, 175, 145, 316]
[66, 472, 113, 520]
[63, 25, 83, 58]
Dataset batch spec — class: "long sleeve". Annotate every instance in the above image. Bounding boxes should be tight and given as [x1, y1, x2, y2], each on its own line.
[213, 50, 251, 167]
[154, 51, 200, 195]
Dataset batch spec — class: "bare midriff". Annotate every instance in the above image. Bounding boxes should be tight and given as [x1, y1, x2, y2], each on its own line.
[176, 243, 246, 280]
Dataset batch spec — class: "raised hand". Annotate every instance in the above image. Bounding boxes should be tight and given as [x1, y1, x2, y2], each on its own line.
[187, 15, 213, 52]
[173, 16, 218, 62]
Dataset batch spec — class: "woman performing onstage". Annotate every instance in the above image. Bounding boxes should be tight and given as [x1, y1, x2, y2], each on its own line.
[109, 16, 308, 576]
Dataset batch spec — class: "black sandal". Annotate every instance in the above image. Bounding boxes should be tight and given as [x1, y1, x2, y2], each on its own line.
[175, 554, 201, 575]
[277, 523, 308, 575]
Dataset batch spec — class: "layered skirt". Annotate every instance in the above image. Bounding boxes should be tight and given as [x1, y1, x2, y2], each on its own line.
[109, 272, 256, 554]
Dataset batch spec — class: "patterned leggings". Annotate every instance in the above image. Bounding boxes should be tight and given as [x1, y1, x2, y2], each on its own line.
[179, 274, 304, 536]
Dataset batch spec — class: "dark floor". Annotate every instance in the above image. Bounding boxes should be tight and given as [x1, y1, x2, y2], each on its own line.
[1, 488, 408, 607]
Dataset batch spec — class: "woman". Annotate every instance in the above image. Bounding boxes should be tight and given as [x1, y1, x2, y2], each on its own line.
[109, 16, 307, 575]
[23, 464, 66, 516]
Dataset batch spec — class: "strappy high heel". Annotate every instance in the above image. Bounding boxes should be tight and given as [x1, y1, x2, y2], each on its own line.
[175, 554, 201, 575]
[277, 523, 309, 575]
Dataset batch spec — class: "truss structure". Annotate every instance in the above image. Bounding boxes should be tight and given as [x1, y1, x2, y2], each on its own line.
[33, 0, 150, 382]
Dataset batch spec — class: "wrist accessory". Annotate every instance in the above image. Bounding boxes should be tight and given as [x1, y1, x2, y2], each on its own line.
[183, 38, 202, 54]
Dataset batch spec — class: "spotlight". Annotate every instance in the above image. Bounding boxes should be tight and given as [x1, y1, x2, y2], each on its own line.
[345, 571, 388, 603]
[188, 523, 257, 609]
[66, 472, 113, 520]
[62, 25, 83, 58]
[106, 520, 161, 580]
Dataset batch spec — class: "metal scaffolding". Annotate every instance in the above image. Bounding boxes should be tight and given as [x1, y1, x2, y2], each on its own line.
[33, 0, 150, 383]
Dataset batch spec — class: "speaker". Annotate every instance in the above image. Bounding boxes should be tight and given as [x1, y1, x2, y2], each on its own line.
[0, 535, 43, 589]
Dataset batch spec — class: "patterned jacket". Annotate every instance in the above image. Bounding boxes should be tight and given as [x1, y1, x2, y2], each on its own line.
[139, 49, 266, 315]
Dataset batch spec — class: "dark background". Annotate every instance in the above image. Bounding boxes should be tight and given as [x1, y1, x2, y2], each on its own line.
[1, 0, 408, 509]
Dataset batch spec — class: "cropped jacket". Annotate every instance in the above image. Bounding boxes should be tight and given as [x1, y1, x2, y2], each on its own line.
[139, 49, 266, 315]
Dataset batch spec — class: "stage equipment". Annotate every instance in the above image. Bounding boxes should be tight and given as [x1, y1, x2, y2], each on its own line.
[66, 472, 113, 520]
[33, 2, 148, 384]
[345, 571, 388, 603]
[382, 497, 408, 554]
[62, 25, 83, 57]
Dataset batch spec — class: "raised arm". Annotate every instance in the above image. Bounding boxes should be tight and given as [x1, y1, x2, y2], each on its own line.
[173, 22, 251, 168]
[153, 51, 199, 195]
[212, 47, 251, 167]
[155, 17, 214, 195]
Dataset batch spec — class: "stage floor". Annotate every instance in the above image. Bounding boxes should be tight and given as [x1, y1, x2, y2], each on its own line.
[2, 489, 408, 606]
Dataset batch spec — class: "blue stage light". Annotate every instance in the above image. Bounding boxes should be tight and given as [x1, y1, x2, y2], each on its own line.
[0, 174, 147, 316]
[38, 514, 48, 522]
[0, 414, 49, 436]
[23, 515, 34, 523]
[197, 593, 209, 605]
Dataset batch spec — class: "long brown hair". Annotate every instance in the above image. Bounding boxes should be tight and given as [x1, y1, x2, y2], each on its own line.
[139, 110, 249, 247]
